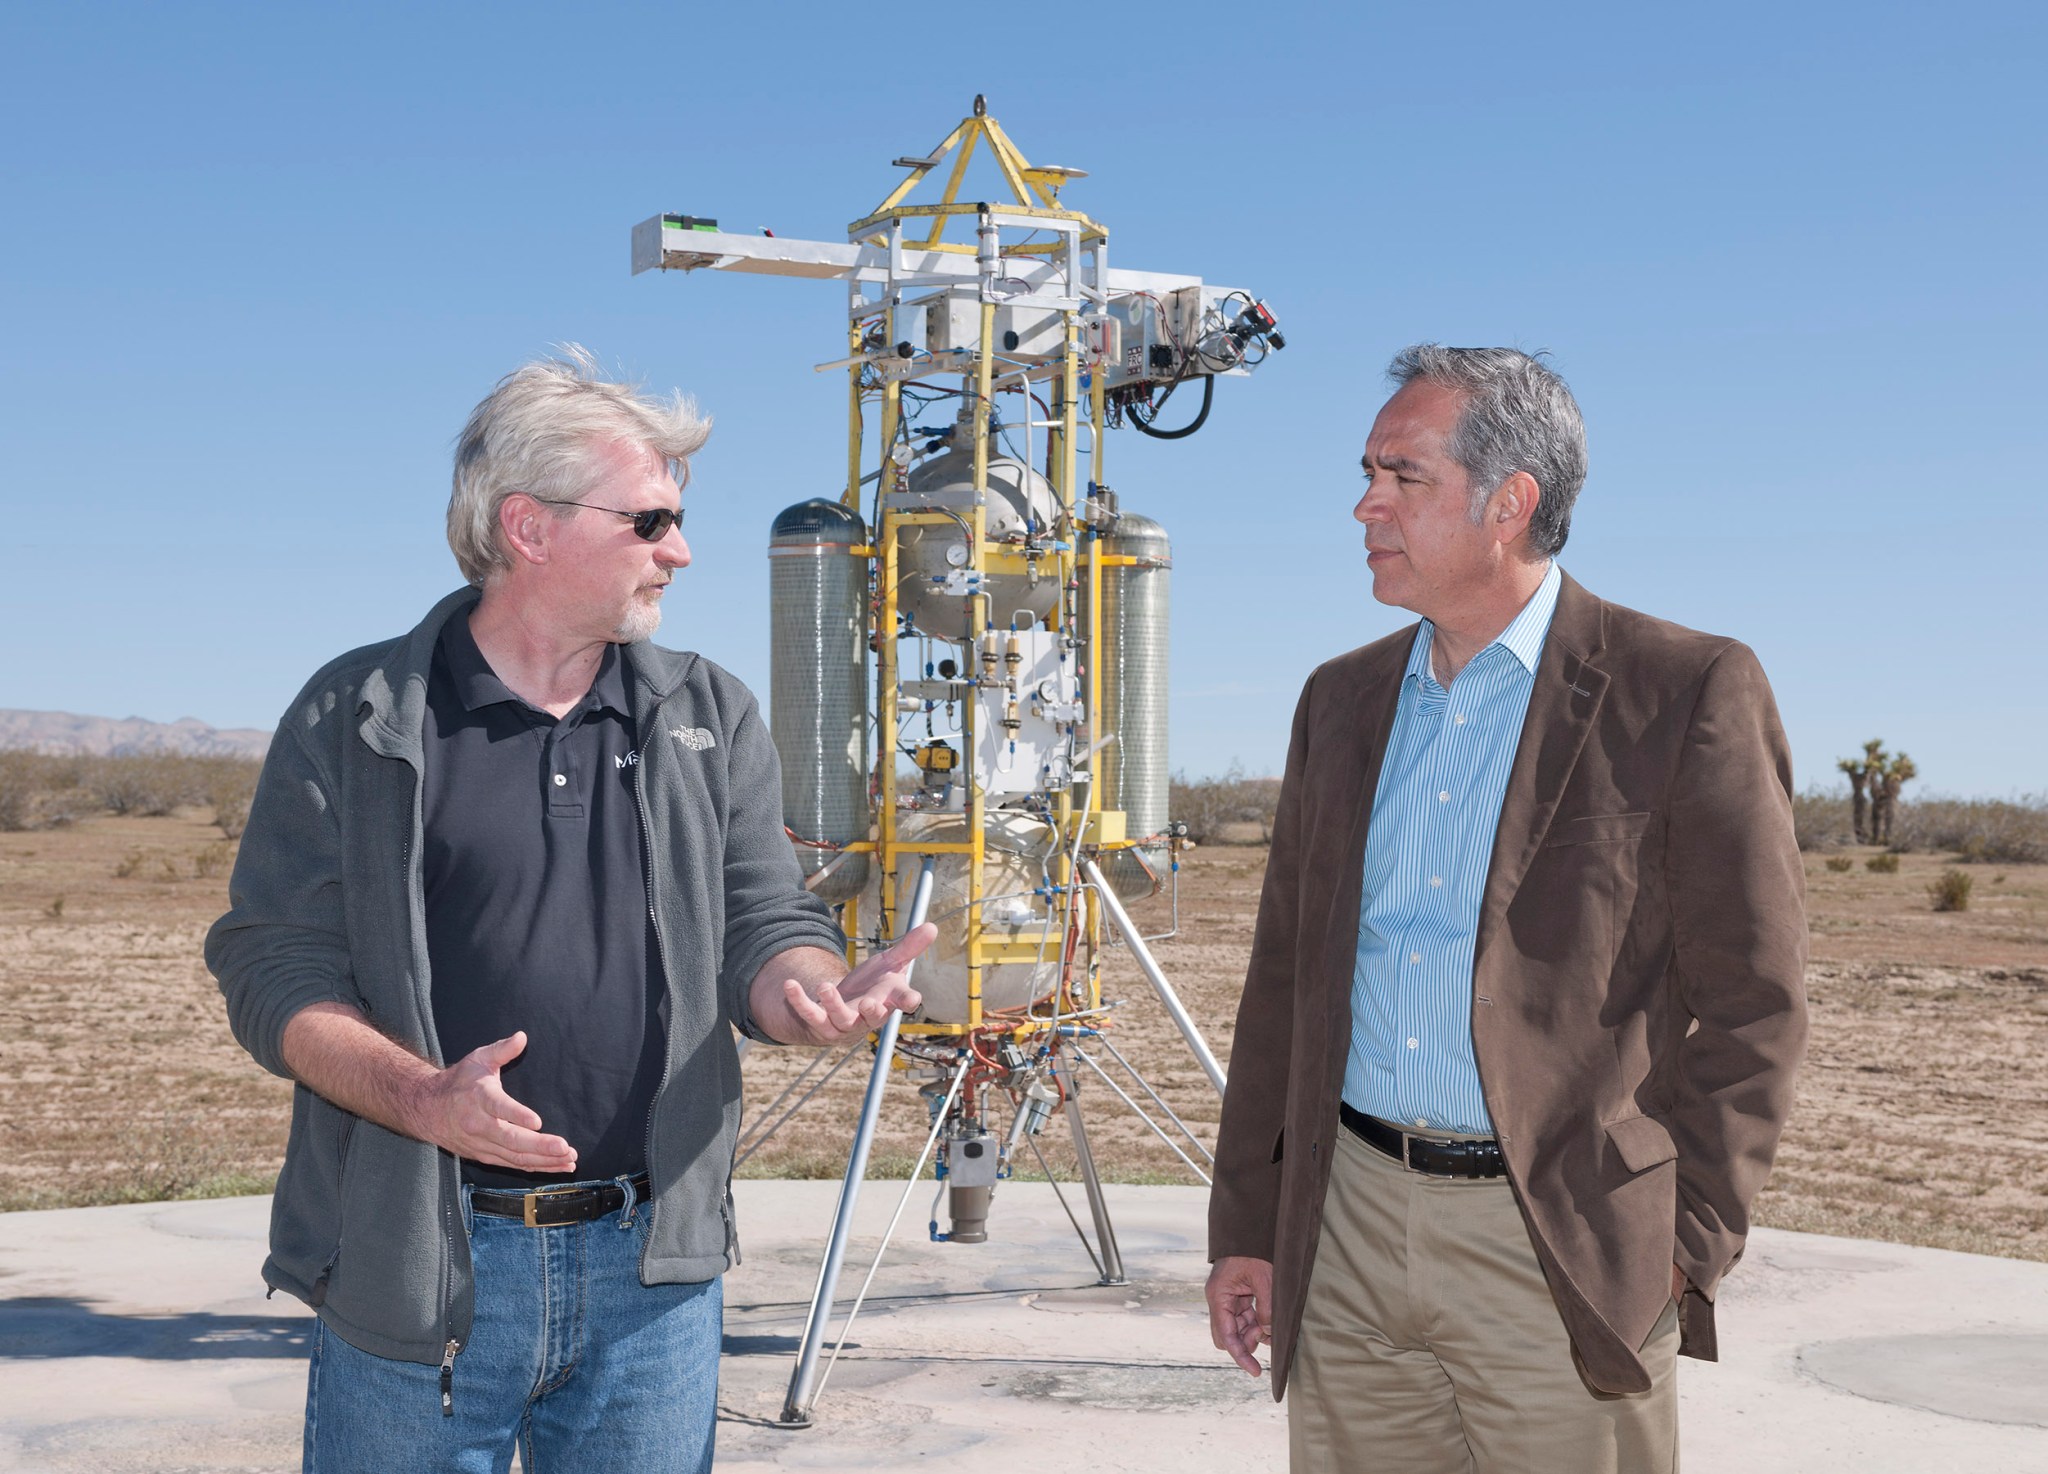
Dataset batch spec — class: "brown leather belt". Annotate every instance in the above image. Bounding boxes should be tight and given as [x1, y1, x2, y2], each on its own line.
[1340, 1103, 1506, 1179]
[471, 1173, 652, 1228]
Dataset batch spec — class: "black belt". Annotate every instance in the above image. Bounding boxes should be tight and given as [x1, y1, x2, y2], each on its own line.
[1340, 1103, 1506, 1179]
[471, 1173, 652, 1228]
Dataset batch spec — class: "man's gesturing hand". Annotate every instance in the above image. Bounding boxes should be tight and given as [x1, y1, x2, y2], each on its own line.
[278, 1003, 576, 1174]
[1207, 1255, 1275, 1377]
[751, 924, 936, 1047]
[407, 1031, 577, 1174]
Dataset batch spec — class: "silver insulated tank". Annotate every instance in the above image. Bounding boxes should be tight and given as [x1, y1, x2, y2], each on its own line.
[1096, 512, 1171, 900]
[768, 498, 871, 904]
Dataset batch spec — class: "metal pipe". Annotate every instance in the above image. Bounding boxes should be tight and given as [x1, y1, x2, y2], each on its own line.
[1079, 858, 1226, 1097]
[1071, 1046, 1213, 1185]
[779, 856, 937, 1427]
[1062, 1070, 1126, 1286]
[813, 1053, 969, 1406]
[1095, 1035, 1214, 1166]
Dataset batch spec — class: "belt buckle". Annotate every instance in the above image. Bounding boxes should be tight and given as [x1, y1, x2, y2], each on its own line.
[522, 1185, 578, 1228]
[1401, 1130, 1415, 1172]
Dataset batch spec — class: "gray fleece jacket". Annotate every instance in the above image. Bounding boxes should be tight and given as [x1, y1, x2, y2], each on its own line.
[206, 587, 843, 1366]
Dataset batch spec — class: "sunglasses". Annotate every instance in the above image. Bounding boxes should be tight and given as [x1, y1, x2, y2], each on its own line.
[533, 497, 685, 541]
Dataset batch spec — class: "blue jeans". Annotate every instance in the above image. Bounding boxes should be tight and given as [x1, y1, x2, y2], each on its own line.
[303, 1183, 721, 1474]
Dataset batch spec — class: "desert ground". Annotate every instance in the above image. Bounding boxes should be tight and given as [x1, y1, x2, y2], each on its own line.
[1, 806, 2043, 1267]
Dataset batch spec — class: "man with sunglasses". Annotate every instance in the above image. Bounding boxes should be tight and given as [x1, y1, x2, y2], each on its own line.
[208, 349, 932, 1472]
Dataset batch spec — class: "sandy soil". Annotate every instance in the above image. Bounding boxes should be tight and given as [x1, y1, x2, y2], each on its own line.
[2, 813, 2042, 1263]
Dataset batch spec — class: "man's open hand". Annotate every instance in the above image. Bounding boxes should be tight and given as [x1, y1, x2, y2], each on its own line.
[1207, 1255, 1275, 1377]
[752, 924, 936, 1047]
[408, 1031, 578, 1174]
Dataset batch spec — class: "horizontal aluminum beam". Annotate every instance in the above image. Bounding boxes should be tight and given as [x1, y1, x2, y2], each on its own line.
[631, 219, 1206, 295]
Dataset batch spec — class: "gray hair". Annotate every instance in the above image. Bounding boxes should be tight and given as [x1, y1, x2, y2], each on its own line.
[1387, 345, 1586, 557]
[448, 345, 712, 585]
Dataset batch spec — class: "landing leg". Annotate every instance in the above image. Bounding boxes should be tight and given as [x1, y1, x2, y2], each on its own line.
[1081, 858, 1227, 1096]
[778, 857, 936, 1427]
[1062, 1069, 1127, 1287]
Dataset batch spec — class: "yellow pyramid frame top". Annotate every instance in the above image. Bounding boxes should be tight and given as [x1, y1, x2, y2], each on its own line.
[846, 96, 1107, 255]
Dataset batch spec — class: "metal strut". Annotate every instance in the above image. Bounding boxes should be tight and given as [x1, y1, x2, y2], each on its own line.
[1061, 1065, 1127, 1286]
[1079, 858, 1228, 1096]
[779, 856, 938, 1428]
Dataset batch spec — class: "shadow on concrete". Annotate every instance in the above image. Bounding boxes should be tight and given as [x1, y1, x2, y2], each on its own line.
[721, 1332, 810, 1356]
[0, 1297, 309, 1360]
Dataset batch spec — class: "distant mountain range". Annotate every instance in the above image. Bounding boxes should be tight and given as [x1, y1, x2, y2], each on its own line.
[0, 709, 271, 759]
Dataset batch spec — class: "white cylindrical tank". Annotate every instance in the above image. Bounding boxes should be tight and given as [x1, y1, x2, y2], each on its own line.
[1091, 512, 1171, 900]
[768, 498, 871, 903]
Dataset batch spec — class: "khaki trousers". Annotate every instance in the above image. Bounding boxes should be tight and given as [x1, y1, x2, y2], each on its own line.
[1291, 1124, 1679, 1473]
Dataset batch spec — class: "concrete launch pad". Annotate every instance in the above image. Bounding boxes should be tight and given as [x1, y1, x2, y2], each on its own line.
[1, 1181, 2043, 1471]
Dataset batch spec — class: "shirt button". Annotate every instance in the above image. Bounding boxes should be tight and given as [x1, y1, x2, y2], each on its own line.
[1454, 714, 1467, 726]
[1407, 1038, 1419, 1050]
[1437, 790, 1451, 803]
[553, 774, 567, 787]
[1429, 875, 1444, 887]
[1409, 952, 1421, 964]
[1413, 1118, 1429, 1129]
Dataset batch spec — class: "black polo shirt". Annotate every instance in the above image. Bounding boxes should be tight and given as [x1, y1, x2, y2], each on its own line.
[422, 614, 665, 1190]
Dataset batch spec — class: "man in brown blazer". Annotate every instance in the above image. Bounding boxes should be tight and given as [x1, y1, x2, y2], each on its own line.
[1205, 346, 1807, 1471]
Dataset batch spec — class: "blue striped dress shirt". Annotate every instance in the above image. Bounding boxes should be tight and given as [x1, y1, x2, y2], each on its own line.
[1343, 561, 1563, 1135]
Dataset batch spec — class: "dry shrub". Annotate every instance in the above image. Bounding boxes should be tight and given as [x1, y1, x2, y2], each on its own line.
[204, 758, 261, 839]
[92, 754, 191, 816]
[1928, 869, 1974, 912]
[193, 840, 235, 879]
[1170, 762, 1283, 845]
[113, 849, 148, 879]
[1866, 852, 1901, 874]
[1792, 788, 1854, 852]
[1824, 856, 1854, 873]
[1890, 795, 2048, 865]
[0, 752, 91, 828]
[0, 752, 32, 832]
[0, 751, 265, 829]
[32, 791, 86, 828]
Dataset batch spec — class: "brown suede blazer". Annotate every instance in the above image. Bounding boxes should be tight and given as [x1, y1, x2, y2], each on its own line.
[1208, 573, 1808, 1398]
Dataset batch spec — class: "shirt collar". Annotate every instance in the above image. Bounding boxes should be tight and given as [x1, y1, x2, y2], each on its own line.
[1495, 559, 1563, 675]
[439, 612, 631, 719]
[1406, 560, 1563, 686]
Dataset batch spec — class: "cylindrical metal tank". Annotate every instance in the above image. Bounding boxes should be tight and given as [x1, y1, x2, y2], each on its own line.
[1094, 513, 1171, 900]
[768, 498, 871, 903]
[895, 437, 1062, 641]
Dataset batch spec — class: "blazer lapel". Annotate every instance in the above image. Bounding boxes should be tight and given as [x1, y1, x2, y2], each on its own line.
[1475, 574, 1609, 957]
[1322, 628, 1420, 1084]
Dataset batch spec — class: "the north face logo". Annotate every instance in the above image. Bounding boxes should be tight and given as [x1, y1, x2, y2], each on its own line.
[671, 726, 716, 751]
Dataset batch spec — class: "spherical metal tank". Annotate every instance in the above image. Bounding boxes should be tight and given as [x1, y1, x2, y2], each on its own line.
[1094, 513, 1171, 900]
[861, 810, 1062, 1024]
[768, 498, 871, 903]
[896, 440, 1062, 641]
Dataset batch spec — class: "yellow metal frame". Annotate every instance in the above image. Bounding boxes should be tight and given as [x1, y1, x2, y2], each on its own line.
[848, 107, 1129, 1048]
[850, 110, 1107, 250]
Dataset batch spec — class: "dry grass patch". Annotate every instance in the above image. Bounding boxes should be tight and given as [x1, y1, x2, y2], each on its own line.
[6, 809, 2047, 1271]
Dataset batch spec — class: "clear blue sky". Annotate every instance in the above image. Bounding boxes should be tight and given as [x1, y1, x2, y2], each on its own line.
[2, 3, 2042, 795]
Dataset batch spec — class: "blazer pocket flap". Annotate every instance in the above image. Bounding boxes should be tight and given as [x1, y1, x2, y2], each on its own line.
[1606, 1112, 1678, 1173]
[1545, 811, 1653, 848]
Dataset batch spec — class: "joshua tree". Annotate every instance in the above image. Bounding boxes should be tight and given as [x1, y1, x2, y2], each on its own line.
[1837, 738, 1885, 844]
[1872, 751, 1917, 847]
